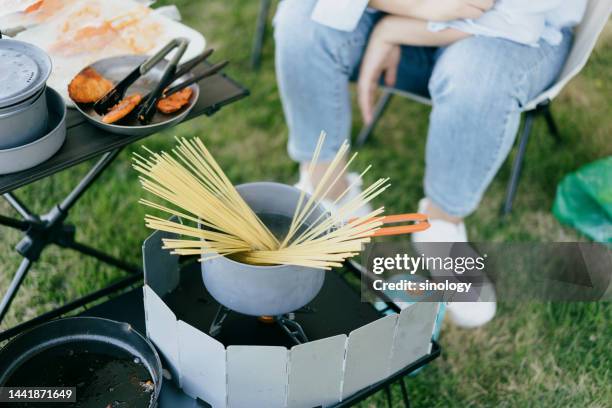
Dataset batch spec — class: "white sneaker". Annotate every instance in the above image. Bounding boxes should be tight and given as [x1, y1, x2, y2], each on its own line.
[412, 198, 496, 329]
[294, 168, 373, 221]
[412, 201, 468, 244]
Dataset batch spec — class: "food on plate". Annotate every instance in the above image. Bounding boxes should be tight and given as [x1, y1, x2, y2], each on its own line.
[68, 67, 114, 104]
[156, 87, 193, 114]
[101, 93, 142, 124]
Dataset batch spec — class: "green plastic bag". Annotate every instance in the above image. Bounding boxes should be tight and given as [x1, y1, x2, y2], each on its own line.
[553, 156, 612, 243]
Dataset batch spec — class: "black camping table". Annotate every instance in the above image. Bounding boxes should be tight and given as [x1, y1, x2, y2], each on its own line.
[0, 64, 249, 326]
[0, 257, 441, 408]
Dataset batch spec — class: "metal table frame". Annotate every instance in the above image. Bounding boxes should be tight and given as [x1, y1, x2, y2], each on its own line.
[0, 66, 249, 328]
[0, 149, 137, 322]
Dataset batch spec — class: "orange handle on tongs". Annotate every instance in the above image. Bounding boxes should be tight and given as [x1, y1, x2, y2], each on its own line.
[369, 213, 430, 237]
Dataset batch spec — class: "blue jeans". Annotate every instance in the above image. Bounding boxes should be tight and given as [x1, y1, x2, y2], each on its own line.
[273, 0, 573, 217]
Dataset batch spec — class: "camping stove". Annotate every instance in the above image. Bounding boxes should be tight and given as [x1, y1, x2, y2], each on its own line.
[208, 306, 313, 344]
[142, 222, 441, 408]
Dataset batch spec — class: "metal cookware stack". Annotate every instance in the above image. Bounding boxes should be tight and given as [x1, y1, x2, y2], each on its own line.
[0, 38, 66, 175]
[0, 38, 51, 148]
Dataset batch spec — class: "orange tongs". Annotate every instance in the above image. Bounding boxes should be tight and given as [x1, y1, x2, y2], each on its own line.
[354, 213, 430, 237]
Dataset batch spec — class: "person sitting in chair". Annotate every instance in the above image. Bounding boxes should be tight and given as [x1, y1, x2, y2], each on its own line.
[273, 0, 586, 328]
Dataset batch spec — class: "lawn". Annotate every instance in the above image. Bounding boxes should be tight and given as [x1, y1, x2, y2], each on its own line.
[1, 1, 611, 406]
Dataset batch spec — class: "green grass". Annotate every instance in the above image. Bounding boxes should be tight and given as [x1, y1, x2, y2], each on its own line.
[1, 1, 611, 406]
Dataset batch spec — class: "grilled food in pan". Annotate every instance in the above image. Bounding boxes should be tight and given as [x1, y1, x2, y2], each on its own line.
[68, 67, 114, 104]
[71, 55, 200, 136]
[69, 42, 229, 135]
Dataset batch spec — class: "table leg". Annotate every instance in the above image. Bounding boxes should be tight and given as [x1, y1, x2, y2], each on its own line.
[0, 258, 32, 322]
[59, 149, 121, 213]
[400, 378, 411, 408]
[52, 149, 140, 274]
[62, 240, 141, 274]
[0, 214, 29, 231]
[0, 149, 140, 326]
[3, 192, 37, 222]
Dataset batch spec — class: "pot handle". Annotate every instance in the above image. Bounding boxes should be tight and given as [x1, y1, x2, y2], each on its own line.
[369, 213, 430, 237]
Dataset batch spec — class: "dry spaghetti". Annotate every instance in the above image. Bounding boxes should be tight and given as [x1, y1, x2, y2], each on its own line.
[133, 133, 388, 269]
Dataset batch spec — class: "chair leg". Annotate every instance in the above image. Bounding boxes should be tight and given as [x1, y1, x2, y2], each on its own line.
[384, 385, 393, 408]
[250, 0, 272, 70]
[502, 111, 536, 215]
[355, 89, 394, 147]
[541, 104, 562, 144]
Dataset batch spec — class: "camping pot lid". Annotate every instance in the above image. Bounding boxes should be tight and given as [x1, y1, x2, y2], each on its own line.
[0, 39, 52, 108]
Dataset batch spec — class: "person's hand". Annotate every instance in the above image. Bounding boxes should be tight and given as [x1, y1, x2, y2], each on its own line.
[357, 31, 400, 124]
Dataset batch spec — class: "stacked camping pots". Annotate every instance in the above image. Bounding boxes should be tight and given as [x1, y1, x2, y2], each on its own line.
[0, 38, 66, 175]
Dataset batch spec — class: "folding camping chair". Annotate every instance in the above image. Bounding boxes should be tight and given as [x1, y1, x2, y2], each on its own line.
[356, 0, 611, 215]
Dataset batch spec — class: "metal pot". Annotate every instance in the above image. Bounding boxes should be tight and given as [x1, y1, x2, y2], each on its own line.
[201, 182, 328, 317]
[0, 86, 48, 149]
[0, 38, 52, 149]
[0, 87, 66, 175]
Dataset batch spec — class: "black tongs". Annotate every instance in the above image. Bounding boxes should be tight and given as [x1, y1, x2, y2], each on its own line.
[137, 39, 192, 125]
[93, 38, 190, 116]
[170, 48, 214, 83]
[159, 60, 229, 99]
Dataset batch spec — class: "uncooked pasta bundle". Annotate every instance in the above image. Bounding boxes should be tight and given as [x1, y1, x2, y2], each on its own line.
[133, 132, 389, 269]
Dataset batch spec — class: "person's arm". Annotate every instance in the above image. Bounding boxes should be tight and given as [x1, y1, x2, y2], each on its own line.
[310, 0, 494, 32]
[372, 15, 470, 47]
[357, 15, 470, 124]
[369, 0, 494, 21]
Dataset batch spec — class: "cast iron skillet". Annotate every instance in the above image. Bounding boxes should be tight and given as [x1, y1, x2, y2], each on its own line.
[0, 317, 162, 407]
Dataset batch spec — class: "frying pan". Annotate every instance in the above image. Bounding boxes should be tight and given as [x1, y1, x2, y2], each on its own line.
[0, 317, 162, 408]
[73, 55, 200, 136]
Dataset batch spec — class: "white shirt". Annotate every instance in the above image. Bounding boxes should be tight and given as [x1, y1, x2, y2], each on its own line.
[429, 0, 587, 46]
[311, 0, 587, 46]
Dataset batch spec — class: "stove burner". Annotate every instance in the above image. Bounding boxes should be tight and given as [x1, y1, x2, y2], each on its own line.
[258, 316, 275, 324]
[208, 306, 313, 345]
[276, 316, 309, 344]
